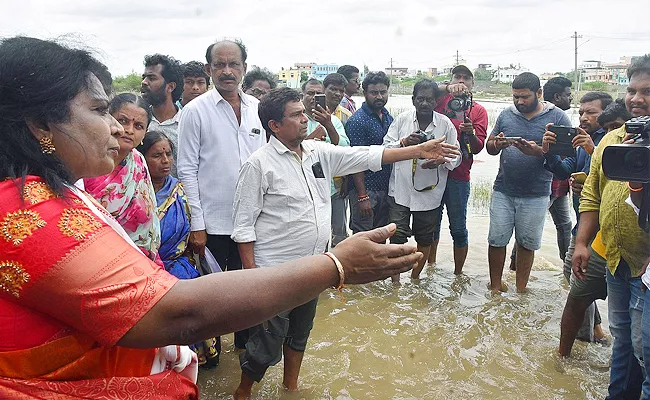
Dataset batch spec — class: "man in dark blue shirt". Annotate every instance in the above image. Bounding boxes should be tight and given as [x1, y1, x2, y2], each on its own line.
[345, 72, 394, 247]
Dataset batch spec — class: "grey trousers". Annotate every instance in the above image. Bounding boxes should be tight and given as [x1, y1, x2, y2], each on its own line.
[331, 192, 349, 247]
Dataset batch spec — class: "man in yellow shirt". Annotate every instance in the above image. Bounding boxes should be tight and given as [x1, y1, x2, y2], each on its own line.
[573, 54, 650, 399]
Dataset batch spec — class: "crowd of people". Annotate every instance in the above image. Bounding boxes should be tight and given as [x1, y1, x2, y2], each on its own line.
[0, 34, 649, 400]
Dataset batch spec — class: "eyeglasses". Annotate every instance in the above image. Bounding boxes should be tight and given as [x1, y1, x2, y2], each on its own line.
[249, 88, 268, 96]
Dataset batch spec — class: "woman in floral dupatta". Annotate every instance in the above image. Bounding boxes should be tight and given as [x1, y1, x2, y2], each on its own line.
[140, 131, 220, 368]
[84, 93, 162, 264]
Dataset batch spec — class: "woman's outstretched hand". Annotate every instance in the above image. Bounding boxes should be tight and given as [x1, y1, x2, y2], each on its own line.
[332, 223, 422, 284]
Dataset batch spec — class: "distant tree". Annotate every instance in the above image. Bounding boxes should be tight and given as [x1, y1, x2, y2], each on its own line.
[583, 81, 608, 91]
[112, 72, 142, 94]
[473, 68, 493, 81]
[434, 73, 451, 82]
[300, 71, 309, 83]
[363, 64, 369, 75]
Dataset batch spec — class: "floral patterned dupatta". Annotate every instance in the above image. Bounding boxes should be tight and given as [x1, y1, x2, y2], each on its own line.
[84, 149, 162, 263]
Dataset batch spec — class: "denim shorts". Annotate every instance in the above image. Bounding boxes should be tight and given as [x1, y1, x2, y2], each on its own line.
[488, 191, 549, 250]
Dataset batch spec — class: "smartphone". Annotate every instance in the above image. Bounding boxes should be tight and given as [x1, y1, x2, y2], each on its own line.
[497, 136, 522, 144]
[548, 125, 578, 157]
[314, 94, 326, 111]
[571, 172, 588, 184]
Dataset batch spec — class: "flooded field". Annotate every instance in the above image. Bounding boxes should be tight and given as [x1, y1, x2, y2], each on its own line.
[198, 98, 610, 399]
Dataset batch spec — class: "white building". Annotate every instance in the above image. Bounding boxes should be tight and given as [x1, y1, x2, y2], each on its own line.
[492, 65, 529, 84]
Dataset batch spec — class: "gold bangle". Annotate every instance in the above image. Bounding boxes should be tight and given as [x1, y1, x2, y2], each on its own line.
[324, 251, 345, 290]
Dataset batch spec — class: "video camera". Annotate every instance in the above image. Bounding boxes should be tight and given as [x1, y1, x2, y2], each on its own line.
[602, 115, 650, 232]
[602, 116, 650, 183]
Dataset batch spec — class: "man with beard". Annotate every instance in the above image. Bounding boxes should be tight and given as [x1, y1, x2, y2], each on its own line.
[486, 72, 571, 292]
[345, 72, 394, 259]
[141, 54, 184, 153]
[384, 79, 460, 282]
[510, 76, 575, 269]
[231, 87, 459, 399]
[542, 92, 613, 356]
[177, 40, 266, 354]
[574, 55, 650, 398]
[177, 61, 210, 109]
[242, 67, 277, 100]
[337, 65, 361, 113]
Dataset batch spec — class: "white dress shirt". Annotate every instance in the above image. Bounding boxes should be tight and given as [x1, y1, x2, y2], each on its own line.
[383, 109, 460, 211]
[231, 136, 384, 267]
[177, 89, 265, 235]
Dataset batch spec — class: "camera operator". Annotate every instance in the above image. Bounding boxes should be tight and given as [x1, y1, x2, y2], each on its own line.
[428, 65, 488, 274]
[383, 79, 461, 281]
[574, 54, 650, 399]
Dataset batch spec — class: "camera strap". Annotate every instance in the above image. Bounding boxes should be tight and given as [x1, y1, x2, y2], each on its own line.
[412, 159, 439, 192]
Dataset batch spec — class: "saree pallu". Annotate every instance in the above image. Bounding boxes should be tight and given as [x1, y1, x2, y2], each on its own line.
[0, 176, 197, 398]
[156, 176, 220, 367]
[84, 149, 162, 264]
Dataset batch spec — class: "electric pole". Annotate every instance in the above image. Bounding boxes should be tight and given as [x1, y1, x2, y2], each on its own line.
[456, 50, 459, 65]
[389, 58, 393, 82]
[571, 31, 582, 106]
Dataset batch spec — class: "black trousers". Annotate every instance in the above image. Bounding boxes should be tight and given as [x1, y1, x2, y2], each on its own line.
[206, 234, 249, 349]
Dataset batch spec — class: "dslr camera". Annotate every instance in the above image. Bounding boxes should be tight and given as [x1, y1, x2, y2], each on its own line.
[602, 116, 650, 183]
[448, 93, 473, 112]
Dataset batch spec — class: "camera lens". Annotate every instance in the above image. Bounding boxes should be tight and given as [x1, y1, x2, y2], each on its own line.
[623, 149, 648, 172]
[448, 98, 462, 112]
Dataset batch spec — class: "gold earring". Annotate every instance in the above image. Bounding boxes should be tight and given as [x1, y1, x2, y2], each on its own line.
[39, 137, 56, 154]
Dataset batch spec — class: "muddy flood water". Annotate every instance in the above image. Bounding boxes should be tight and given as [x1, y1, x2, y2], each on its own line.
[198, 98, 611, 399]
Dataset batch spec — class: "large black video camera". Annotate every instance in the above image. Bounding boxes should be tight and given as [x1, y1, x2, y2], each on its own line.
[602, 116, 650, 183]
[602, 115, 650, 232]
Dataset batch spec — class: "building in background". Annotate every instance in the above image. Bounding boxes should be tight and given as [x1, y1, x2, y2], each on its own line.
[492, 64, 529, 84]
[312, 64, 339, 80]
[278, 68, 301, 89]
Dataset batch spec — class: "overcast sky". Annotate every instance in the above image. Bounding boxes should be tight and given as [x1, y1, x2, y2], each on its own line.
[2, 0, 649, 78]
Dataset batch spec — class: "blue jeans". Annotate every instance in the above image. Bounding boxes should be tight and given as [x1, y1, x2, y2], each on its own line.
[548, 194, 572, 261]
[433, 178, 470, 248]
[642, 287, 650, 399]
[606, 259, 645, 399]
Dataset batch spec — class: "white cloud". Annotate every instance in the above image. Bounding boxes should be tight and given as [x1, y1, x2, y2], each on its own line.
[1, 0, 648, 77]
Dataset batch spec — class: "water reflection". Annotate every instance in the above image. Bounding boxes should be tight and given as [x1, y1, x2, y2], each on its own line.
[199, 261, 610, 399]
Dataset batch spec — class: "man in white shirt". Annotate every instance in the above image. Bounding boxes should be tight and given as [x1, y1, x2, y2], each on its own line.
[231, 87, 460, 399]
[177, 39, 265, 352]
[383, 79, 460, 281]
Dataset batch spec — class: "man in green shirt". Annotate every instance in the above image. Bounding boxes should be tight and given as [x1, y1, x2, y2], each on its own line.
[573, 54, 650, 399]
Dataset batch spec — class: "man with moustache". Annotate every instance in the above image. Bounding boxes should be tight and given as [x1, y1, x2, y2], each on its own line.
[345, 71, 394, 241]
[177, 39, 265, 353]
[242, 67, 277, 100]
[542, 91, 613, 356]
[427, 65, 488, 275]
[231, 87, 460, 399]
[384, 79, 460, 282]
[141, 54, 184, 155]
[301, 75, 352, 247]
[177, 61, 210, 109]
[573, 55, 650, 398]
[486, 72, 571, 293]
[337, 65, 361, 113]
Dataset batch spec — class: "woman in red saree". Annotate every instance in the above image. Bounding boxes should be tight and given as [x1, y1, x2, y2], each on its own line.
[0, 36, 425, 399]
